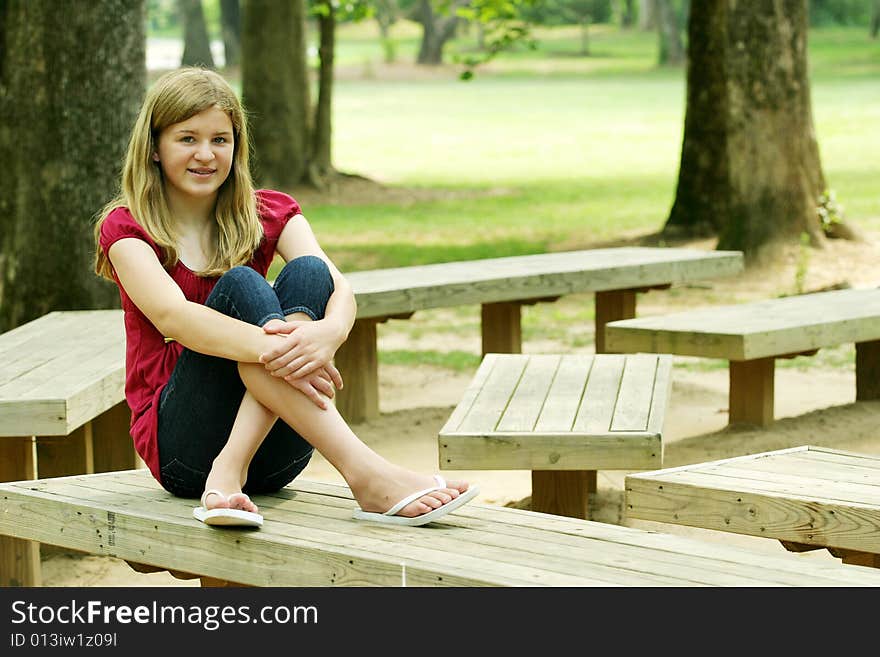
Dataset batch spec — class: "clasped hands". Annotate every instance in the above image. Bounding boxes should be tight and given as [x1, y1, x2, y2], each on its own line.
[259, 318, 344, 410]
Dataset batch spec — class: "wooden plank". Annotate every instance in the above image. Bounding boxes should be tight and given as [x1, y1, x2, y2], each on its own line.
[456, 355, 528, 433]
[534, 355, 593, 433]
[610, 355, 658, 432]
[347, 248, 743, 320]
[439, 354, 497, 435]
[4, 469, 880, 586]
[573, 354, 626, 434]
[646, 355, 673, 436]
[496, 355, 560, 432]
[440, 431, 661, 471]
[606, 287, 880, 361]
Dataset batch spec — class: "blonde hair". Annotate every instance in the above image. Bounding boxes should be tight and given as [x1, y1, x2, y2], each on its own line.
[94, 67, 263, 280]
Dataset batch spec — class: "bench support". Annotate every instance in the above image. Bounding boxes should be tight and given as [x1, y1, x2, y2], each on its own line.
[481, 302, 522, 354]
[531, 470, 597, 520]
[729, 358, 775, 427]
[595, 290, 637, 354]
[856, 340, 880, 401]
[335, 319, 380, 424]
[0, 436, 40, 587]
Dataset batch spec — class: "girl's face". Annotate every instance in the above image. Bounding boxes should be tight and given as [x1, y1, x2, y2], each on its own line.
[154, 106, 234, 206]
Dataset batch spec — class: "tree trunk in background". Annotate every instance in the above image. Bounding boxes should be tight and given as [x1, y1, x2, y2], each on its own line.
[621, 0, 635, 28]
[311, 10, 336, 183]
[180, 0, 214, 68]
[414, 0, 460, 65]
[871, 0, 880, 39]
[241, 0, 311, 189]
[638, 0, 657, 30]
[656, 0, 683, 65]
[663, 0, 828, 260]
[0, 0, 145, 331]
[219, 0, 241, 68]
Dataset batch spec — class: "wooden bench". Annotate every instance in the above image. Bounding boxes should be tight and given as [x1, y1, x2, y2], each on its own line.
[0, 310, 136, 587]
[604, 287, 880, 427]
[625, 446, 880, 569]
[337, 247, 743, 423]
[2, 468, 880, 586]
[439, 353, 673, 519]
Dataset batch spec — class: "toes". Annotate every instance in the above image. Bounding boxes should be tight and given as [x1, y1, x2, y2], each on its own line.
[227, 493, 258, 514]
[203, 491, 228, 510]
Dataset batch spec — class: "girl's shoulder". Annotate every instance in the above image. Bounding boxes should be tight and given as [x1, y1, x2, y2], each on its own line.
[100, 206, 155, 249]
[255, 189, 303, 224]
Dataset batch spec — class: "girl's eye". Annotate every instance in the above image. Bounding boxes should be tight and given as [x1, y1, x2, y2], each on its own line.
[213, 137, 227, 144]
[180, 136, 195, 143]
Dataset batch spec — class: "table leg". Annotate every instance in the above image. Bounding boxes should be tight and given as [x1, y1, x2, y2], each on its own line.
[481, 302, 522, 354]
[36, 424, 95, 478]
[92, 402, 136, 473]
[335, 318, 379, 424]
[0, 436, 41, 586]
[828, 547, 880, 568]
[531, 470, 597, 520]
[595, 290, 637, 354]
[855, 340, 880, 401]
[729, 358, 775, 426]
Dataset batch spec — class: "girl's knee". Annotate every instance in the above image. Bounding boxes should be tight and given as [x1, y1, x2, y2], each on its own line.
[274, 256, 335, 318]
[281, 255, 332, 282]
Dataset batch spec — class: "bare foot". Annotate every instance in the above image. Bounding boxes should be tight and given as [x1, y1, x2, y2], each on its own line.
[350, 463, 469, 518]
[202, 463, 258, 514]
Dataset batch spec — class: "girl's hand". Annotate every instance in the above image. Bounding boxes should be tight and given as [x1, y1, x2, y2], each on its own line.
[287, 366, 341, 410]
[259, 319, 344, 386]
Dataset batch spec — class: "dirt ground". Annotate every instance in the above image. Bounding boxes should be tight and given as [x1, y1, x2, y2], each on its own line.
[41, 217, 880, 586]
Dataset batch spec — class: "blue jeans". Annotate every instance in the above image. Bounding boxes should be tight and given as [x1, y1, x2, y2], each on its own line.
[156, 256, 335, 499]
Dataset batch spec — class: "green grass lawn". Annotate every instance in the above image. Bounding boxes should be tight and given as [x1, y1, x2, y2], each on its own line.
[292, 24, 880, 274]
[236, 23, 879, 371]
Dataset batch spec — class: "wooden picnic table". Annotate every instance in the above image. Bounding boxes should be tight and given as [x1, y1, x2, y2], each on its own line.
[337, 247, 743, 423]
[3, 467, 880, 586]
[605, 287, 880, 426]
[439, 353, 672, 519]
[0, 309, 135, 586]
[625, 446, 880, 568]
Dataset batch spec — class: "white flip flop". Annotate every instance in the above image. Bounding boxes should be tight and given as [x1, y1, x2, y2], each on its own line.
[193, 489, 263, 528]
[352, 475, 479, 527]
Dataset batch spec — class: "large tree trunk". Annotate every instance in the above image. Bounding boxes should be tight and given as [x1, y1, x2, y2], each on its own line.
[219, 0, 241, 68]
[180, 0, 214, 68]
[311, 10, 336, 183]
[656, 0, 683, 65]
[0, 0, 145, 331]
[414, 0, 460, 65]
[639, 0, 657, 31]
[241, 0, 311, 189]
[663, 0, 829, 259]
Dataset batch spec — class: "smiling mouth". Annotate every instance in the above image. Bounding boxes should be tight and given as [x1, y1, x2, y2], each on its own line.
[188, 168, 216, 175]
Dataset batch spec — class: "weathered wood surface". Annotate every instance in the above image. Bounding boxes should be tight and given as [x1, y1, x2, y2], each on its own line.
[605, 287, 880, 426]
[0, 310, 126, 437]
[626, 446, 880, 565]
[439, 353, 671, 519]
[604, 287, 880, 361]
[440, 353, 671, 471]
[337, 247, 742, 423]
[345, 247, 743, 319]
[0, 310, 135, 586]
[2, 468, 880, 586]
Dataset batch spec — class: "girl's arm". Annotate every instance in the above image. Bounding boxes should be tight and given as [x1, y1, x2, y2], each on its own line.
[107, 237, 282, 362]
[259, 214, 356, 381]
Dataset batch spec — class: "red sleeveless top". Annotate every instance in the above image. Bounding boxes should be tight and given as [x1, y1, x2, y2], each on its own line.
[98, 189, 300, 483]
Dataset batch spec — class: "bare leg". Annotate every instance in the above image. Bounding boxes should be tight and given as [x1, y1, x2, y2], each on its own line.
[238, 361, 470, 518]
[201, 314, 310, 514]
[201, 391, 272, 514]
